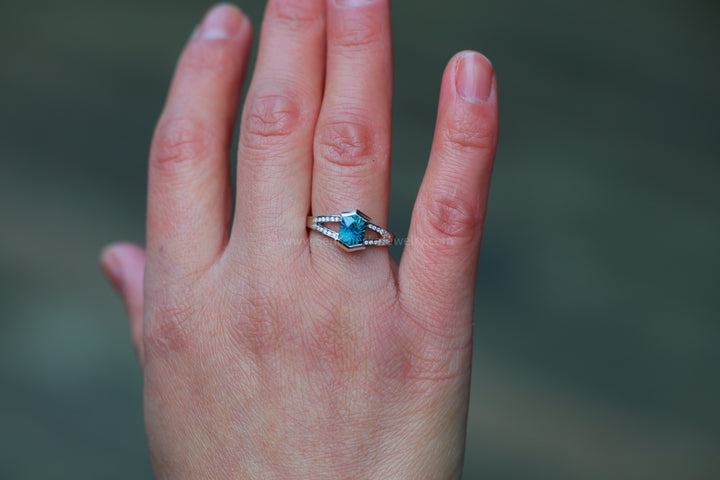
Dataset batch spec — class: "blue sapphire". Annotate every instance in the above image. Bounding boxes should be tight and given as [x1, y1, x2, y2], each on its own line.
[338, 210, 368, 249]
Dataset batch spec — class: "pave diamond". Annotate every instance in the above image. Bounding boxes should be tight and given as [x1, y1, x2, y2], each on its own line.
[338, 210, 368, 249]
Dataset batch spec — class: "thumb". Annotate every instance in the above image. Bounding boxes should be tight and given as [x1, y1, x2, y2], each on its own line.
[100, 242, 146, 367]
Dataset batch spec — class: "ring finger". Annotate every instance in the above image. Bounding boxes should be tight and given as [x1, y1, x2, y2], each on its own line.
[229, 0, 326, 258]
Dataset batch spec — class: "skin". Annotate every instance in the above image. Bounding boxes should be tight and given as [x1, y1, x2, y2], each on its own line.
[100, 1, 498, 479]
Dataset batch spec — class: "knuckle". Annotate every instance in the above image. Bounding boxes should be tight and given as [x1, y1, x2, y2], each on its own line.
[331, 17, 383, 50]
[385, 338, 471, 386]
[310, 316, 348, 365]
[315, 114, 384, 170]
[304, 309, 358, 378]
[380, 316, 471, 387]
[267, 0, 321, 29]
[227, 294, 282, 359]
[144, 300, 197, 358]
[151, 117, 214, 170]
[441, 110, 496, 153]
[241, 94, 303, 151]
[422, 190, 479, 242]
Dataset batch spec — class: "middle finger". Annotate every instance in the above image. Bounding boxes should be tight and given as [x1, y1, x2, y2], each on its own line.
[311, 0, 393, 257]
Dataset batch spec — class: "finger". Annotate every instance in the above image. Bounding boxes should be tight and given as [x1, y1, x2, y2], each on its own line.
[399, 52, 498, 325]
[230, 0, 325, 255]
[147, 5, 252, 271]
[101, 243, 146, 367]
[310, 0, 393, 257]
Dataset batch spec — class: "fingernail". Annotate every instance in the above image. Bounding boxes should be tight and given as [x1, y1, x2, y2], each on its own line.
[335, 0, 375, 6]
[100, 251, 123, 293]
[457, 52, 493, 103]
[196, 4, 244, 40]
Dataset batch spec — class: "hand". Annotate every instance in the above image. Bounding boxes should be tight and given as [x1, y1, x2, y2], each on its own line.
[101, 1, 497, 478]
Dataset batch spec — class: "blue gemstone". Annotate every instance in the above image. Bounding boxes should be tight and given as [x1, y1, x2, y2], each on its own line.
[338, 211, 368, 248]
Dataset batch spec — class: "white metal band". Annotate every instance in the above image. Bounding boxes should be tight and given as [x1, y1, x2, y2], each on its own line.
[306, 215, 394, 247]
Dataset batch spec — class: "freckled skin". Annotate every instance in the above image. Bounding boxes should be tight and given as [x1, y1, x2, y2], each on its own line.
[100, 2, 498, 479]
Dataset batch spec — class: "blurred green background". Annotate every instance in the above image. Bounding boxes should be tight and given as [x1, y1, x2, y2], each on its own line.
[1, 0, 719, 478]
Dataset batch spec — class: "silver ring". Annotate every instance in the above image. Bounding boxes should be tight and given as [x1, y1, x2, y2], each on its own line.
[306, 209, 394, 252]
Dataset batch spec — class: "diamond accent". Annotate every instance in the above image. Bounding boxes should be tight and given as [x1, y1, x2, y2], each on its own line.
[309, 210, 392, 251]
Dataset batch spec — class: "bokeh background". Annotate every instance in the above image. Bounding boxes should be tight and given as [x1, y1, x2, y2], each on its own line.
[1, 0, 718, 478]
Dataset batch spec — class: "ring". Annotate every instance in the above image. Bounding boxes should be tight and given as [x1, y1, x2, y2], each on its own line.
[306, 209, 394, 252]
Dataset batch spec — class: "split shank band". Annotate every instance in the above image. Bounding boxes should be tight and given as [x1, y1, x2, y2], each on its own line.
[306, 209, 394, 252]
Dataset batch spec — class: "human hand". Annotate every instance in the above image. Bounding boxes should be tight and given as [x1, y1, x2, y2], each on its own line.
[101, 1, 497, 479]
